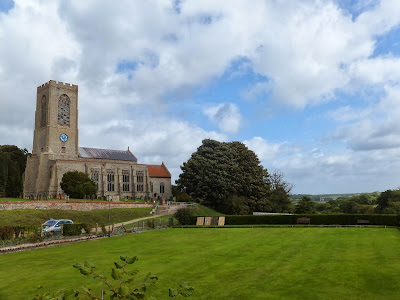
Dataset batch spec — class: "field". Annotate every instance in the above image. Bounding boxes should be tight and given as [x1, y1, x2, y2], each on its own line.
[1, 228, 400, 299]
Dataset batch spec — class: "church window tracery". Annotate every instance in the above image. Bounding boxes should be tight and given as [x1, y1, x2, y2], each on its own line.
[136, 171, 144, 192]
[107, 170, 115, 192]
[160, 182, 165, 194]
[122, 170, 130, 192]
[58, 94, 70, 126]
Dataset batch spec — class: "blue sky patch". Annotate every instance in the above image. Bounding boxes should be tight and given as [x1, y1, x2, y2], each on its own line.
[336, 0, 378, 21]
[116, 61, 140, 73]
[0, 0, 14, 13]
[372, 25, 400, 57]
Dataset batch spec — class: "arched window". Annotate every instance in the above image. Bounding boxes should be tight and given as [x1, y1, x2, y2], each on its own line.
[160, 182, 165, 194]
[41, 96, 47, 127]
[58, 94, 70, 126]
[150, 182, 153, 193]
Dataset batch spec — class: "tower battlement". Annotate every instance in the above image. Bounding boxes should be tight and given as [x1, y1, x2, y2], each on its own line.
[37, 80, 78, 92]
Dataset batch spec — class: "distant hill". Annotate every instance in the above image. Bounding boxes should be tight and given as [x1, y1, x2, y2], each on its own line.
[291, 192, 381, 202]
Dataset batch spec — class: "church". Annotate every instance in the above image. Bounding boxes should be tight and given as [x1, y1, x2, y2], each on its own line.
[23, 80, 172, 201]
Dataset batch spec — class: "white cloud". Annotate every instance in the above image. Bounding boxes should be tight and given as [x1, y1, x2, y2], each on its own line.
[348, 57, 400, 86]
[243, 136, 281, 161]
[244, 136, 400, 194]
[327, 85, 400, 151]
[204, 103, 241, 133]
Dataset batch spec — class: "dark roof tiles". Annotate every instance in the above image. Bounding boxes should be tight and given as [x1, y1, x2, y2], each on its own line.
[78, 147, 137, 162]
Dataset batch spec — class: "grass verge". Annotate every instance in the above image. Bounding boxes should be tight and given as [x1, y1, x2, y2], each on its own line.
[0, 207, 153, 226]
[0, 228, 399, 299]
[192, 204, 223, 216]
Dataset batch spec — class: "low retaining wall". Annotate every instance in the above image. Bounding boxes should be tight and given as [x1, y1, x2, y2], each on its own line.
[0, 201, 153, 211]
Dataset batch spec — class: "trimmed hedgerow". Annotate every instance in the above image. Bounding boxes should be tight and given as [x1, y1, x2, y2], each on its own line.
[63, 223, 84, 236]
[0, 225, 39, 239]
[222, 214, 400, 226]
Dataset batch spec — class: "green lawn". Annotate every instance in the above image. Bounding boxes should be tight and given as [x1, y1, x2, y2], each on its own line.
[0, 198, 27, 202]
[0, 228, 400, 299]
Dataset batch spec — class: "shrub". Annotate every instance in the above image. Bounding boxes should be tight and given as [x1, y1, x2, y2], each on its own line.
[63, 223, 84, 236]
[0, 226, 14, 240]
[176, 191, 192, 202]
[147, 219, 155, 228]
[174, 207, 195, 225]
[101, 224, 108, 235]
[81, 223, 93, 234]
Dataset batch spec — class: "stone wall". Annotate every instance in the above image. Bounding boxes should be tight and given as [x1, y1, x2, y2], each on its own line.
[0, 201, 153, 211]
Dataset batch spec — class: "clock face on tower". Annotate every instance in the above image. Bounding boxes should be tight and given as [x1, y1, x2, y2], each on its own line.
[60, 133, 68, 142]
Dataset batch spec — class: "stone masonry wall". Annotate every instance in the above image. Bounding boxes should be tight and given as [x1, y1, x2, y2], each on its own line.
[0, 201, 153, 211]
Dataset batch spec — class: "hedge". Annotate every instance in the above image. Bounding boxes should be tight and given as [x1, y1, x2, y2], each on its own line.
[190, 214, 400, 226]
[0, 225, 40, 240]
[63, 223, 84, 236]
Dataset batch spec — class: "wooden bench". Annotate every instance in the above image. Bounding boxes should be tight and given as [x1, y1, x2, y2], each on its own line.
[297, 217, 310, 225]
[357, 219, 370, 225]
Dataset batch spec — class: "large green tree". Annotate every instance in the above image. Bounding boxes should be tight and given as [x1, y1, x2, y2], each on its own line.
[0, 145, 28, 197]
[60, 171, 97, 199]
[0, 145, 29, 177]
[176, 139, 268, 214]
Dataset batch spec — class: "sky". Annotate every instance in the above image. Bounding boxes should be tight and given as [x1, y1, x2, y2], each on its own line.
[1, 0, 400, 194]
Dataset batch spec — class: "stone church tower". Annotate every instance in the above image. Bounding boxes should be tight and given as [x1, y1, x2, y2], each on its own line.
[32, 81, 79, 158]
[24, 80, 172, 200]
[24, 81, 80, 197]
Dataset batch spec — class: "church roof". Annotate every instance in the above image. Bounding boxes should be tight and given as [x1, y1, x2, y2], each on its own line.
[78, 147, 137, 162]
[147, 163, 171, 178]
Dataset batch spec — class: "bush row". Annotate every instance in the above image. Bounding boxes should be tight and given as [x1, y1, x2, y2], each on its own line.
[63, 223, 93, 236]
[0, 225, 40, 240]
[188, 214, 400, 226]
[222, 214, 400, 226]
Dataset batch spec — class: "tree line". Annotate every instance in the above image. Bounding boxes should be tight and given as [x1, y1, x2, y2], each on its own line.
[288, 191, 400, 214]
